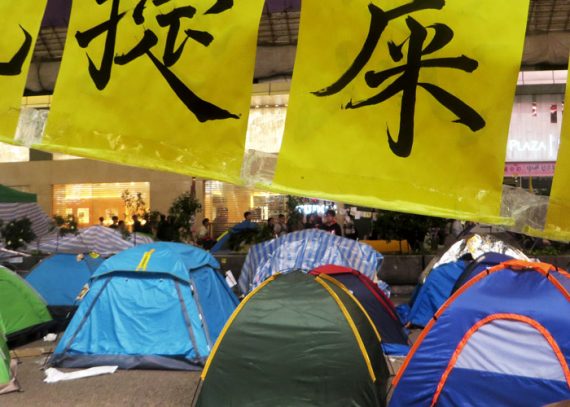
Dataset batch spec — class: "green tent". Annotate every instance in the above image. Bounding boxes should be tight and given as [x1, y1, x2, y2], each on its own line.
[0, 185, 36, 203]
[0, 317, 10, 385]
[0, 315, 18, 394]
[194, 271, 390, 407]
[0, 266, 52, 338]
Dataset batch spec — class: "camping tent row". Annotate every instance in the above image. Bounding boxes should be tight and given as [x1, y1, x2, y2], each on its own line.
[44, 254, 405, 405]
[28, 226, 154, 256]
[390, 260, 570, 406]
[239, 229, 384, 295]
[50, 242, 238, 370]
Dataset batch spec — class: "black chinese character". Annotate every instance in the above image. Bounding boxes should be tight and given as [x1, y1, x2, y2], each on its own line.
[76, 0, 238, 122]
[313, 0, 485, 158]
[0, 25, 32, 76]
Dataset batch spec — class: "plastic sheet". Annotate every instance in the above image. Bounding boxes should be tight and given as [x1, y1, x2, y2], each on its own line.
[500, 185, 549, 235]
[240, 149, 278, 186]
[14, 108, 48, 147]
[44, 366, 118, 383]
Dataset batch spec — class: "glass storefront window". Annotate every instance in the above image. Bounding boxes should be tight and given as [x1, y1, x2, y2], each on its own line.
[53, 182, 150, 226]
[204, 180, 287, 236]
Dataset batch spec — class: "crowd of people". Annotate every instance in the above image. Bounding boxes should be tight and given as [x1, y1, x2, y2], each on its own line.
[96, 208, 358, 251]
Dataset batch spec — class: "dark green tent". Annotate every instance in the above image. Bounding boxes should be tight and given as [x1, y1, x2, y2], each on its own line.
[0, 185, 36, 203]
[194, 271, 389, 407]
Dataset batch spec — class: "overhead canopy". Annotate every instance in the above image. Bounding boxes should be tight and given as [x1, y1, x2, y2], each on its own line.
[0, 185, 36, 203]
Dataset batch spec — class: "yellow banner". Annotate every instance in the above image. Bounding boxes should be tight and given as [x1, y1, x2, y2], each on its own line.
[270, 0, 528, 223]
[0, 1, 48, 143]
[543, 72, 570, 241]
[43, 0, 263, 184]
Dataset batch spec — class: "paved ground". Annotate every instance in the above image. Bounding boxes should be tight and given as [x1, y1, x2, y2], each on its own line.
[4, 294, 413, 406]
[3, 351, 200, 407]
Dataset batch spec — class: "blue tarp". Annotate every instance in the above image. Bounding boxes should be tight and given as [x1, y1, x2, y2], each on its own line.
[239, 229, 383, 294]
[390, 262, 570, 406]
[26, 254, 103, 306]
[50, 243, 238, 370]
[406, 261, 467, 328]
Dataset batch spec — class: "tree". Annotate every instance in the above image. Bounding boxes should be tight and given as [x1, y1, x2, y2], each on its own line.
[52, 214, 79, 237]
[168, 191, 202, 242]
[286, 195, 304, 232]
[372, 211, 447, 252]
[121, 189, 148, 220]
[1, 217, 36, 250]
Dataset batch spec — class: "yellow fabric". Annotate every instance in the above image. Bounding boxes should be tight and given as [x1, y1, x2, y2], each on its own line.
[316, 274, 382, 344]
[200, 274, 279, 380]
[136, 249, 155, 272]
[269, 0, 528, 223]
[0, 1, 47, 143]
[543, 70, 570, 241]
[315, 277, 377, 383]
[42, 0, 264, 185]
[361, 240, 411, 254]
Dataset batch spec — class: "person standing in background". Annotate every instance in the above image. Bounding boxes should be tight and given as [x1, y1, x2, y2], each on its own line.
[322, 209, 342, 236]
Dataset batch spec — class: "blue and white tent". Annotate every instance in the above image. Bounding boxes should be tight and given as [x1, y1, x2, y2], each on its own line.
[50, 242, 238, 370]
[26, 253, 103, 308]
[390, 260, 570, 406]
[28, 226, 153, 256]
[0, 203, 52, 238]
[239, 229, 383, 294]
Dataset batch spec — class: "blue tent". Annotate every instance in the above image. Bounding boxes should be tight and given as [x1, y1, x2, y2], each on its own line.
[405, 253, 514, 328]
[50, 242, 238, 370]
[452, 252, 513, 293]
[390, 260, 570, 406]
[210, 221, 259, 254]
[26, 253, 103, 308]
[406, 260, 468, 328]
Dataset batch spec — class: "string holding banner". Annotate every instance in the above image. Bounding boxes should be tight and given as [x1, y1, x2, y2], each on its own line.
[0, 0, 48, 144]
[268, 0, 529, 224]
[42, 0, 264, 185]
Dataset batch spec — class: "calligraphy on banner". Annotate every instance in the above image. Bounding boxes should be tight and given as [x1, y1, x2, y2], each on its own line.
[543, 73, 570, 241]
[43, 0, 263, 184]
[0, 0, 48, 143]
[270, 0, 529, 223]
